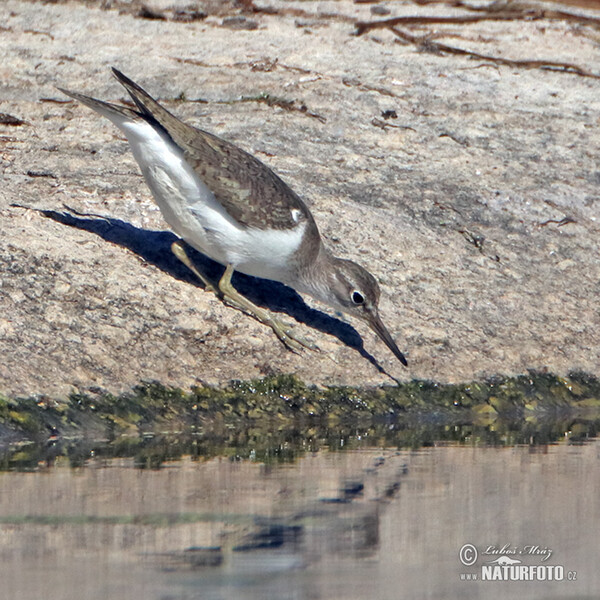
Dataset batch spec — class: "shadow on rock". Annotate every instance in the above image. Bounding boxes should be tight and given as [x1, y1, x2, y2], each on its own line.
[22, 204, 388, 373]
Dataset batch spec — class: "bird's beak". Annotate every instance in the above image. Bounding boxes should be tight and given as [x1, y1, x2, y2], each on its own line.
[367, 312, 408, 366]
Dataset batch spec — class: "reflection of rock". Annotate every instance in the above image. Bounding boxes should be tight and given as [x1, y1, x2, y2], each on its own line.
[147, 546, 223, 571]
[319, 480, 364, 503]
[2, 441, 600, 596]
[226, 497, 382, 562]
[234, 455, 406, 561]
[341, 481, 365, 501]
[318, 509, 380, 559]
[233, 522, 303, 552]
[0, 450, 409, 574]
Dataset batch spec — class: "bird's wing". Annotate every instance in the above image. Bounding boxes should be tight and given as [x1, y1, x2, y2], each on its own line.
[111, 68, 315, 232]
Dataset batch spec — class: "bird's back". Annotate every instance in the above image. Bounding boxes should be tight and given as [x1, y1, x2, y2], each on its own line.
[112, 69, 318, 234]
[62, 70, 323, 281]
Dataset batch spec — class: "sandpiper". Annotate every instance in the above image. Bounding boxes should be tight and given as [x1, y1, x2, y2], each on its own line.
[59, 69, 407, 365]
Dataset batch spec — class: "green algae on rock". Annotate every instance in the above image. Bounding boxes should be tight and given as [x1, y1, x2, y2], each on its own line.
[0, 371, 599, 464]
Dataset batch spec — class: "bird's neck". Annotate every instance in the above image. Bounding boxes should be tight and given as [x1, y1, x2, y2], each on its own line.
[295, 245, 339, 307]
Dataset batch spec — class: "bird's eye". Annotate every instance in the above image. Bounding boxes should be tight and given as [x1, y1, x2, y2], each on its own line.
[351, 291, 365, 305]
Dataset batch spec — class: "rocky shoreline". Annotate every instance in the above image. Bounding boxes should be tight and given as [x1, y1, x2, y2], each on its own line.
[1, 0, 599, 398]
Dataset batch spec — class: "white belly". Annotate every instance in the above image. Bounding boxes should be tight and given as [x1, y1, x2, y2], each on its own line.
[119, 120, 305, 282]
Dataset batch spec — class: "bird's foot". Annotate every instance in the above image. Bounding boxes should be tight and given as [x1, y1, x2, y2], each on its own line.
[172, 242, 318, 354]
[218, 264, 318, 354]
[261, 314, 318, 354]
[221, 295, 318, 354]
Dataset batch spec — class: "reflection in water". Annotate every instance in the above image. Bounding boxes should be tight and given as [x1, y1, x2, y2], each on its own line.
[0, 436, 599, 599]
[3, 412, 600, 472]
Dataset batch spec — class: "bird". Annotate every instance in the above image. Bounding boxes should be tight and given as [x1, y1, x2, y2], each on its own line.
[58, 68, 407, 366]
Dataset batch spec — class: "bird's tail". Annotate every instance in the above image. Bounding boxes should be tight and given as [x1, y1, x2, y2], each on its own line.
[110, 68, 185, 135]
[60, 69, 197, 146]
[57, 87, 140, 128]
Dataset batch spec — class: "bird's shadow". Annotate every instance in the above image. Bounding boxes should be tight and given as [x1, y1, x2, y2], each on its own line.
[26, 204, 393, 377]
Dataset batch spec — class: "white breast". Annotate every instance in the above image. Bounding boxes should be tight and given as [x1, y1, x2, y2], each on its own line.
[118, 119, 306, 282]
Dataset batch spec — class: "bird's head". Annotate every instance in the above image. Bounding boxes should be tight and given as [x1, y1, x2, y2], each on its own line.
[317, 257, 407, 366]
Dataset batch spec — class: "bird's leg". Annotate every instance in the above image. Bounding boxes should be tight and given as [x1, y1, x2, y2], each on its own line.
[171, 241, 217, 293]
[218, 264, 317, 353]
[171, 241, 316, 353]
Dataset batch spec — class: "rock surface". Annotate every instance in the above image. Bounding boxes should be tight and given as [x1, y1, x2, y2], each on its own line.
[1, 0, 599, 398]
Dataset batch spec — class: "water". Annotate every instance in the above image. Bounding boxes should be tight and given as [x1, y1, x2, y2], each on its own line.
[0, 438, 598, 599]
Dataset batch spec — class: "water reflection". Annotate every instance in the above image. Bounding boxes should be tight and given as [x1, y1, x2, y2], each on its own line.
[2, 414, 600, 472]
[0, 433, 599, 599]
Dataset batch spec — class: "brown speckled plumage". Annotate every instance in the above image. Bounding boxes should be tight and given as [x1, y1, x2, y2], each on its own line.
[59, 69, 408, 366]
